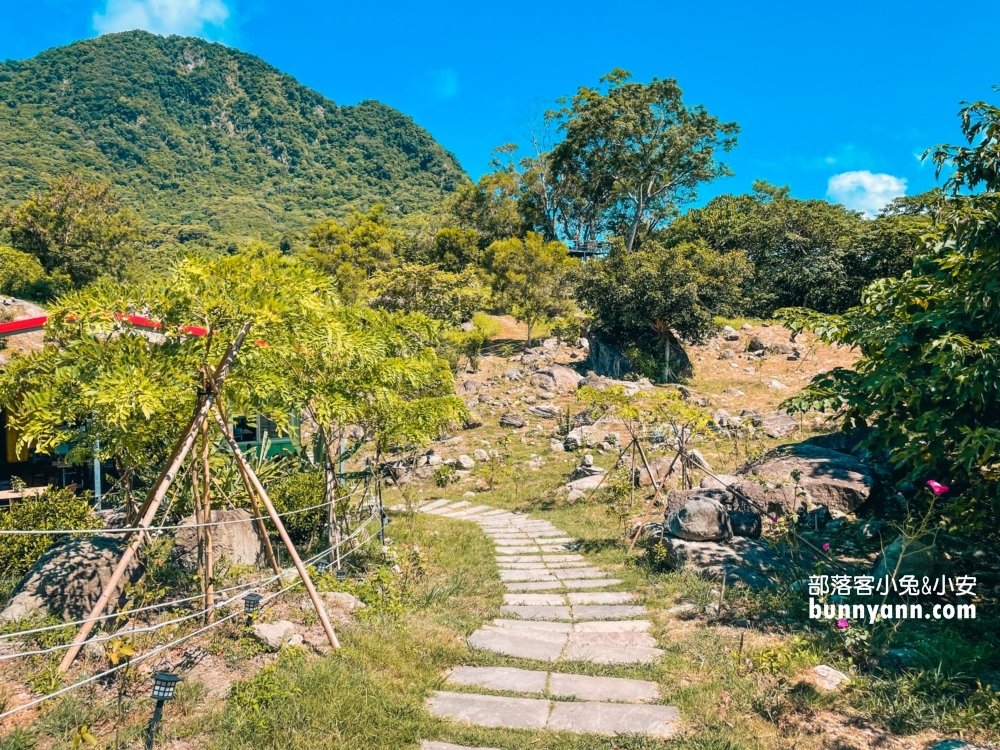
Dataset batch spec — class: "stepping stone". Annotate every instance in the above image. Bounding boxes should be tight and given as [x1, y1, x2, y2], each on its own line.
[548, 672, 660, 702]
[495, 555, 543, 563]
[505, 581, 564, 592]
[543, 562, 589, 569]
[546, 702, 679, 737]
[469, 628, 566, 661]
[445, 505, 493, 518]
[539, 545, 575, 552]
[475, 509, 509, 517]
[533, 537, 574, 545]
[574, 620, 651, 633]
[427, 501, 471, 515]
[422, 742, 502, 750]
[561, 579, 623, 590]
[554, 569, 608, 579]
[499, 570, 558, 582]
[427, 692, 550, 730]
[567, 592, 634, 605]
[567, 631, 658, 648]
[562, 644, 664, 664]
[541, 554, 583, 562]
[496, 562, 547, 570]
[501, 605, 572, 620]
[417, 499, 452, 512]
[571, 605, 647, 620]
[503, 593, 566, 606]
[447, 666, 548, 693]
[491, 619, 572, 633]
[496, 546, 541, 554]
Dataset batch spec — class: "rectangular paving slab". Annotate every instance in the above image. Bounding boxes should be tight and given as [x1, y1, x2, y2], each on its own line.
[567, 592, 635, 605]
[417, 499, 453, 512]
[496, 562, 547, 570]
[574, 620, 652, 633]
[541, 554, 584, 562]
[505, 581, 565, 592]
[543, 561, 589, 568]
[500, 570, 558, 582]
[501, 605, 572, 620]
[426, 501, 471, 514]
[562, 579, 623, 590]
[496, 546, 542, 554]
[554, 569, 609, 579]
[491, 619, 573, 633]
[548, 672, 660, 703]
[495, 555, 543, 563]
[503, 593, 566, 606]
[562, 643, 664, 664]
[427, 692, 550, 730]
[570, 605, 647, 620]
[546, 701, 679, 736]
[567, 631, 658, 648]
[447, 666, 548, 693]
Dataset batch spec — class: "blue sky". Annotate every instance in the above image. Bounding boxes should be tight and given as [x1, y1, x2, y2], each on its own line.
[1, 0, 998, 215]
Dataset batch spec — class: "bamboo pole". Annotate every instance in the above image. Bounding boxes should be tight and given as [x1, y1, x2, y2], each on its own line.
[215, 399, 281, 575]
[212, 408, 340, 649]
[58, 322, 253, 672]
[626, 436, 681, 554]
[201, 418, 214, 624]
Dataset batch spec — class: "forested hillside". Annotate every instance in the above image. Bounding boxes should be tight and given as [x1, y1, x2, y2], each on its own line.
[0, 31, 465, 242]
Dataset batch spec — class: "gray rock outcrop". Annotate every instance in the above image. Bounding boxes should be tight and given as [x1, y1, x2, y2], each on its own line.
[173, 509, 266, 571]
[666, 496, 733, 542]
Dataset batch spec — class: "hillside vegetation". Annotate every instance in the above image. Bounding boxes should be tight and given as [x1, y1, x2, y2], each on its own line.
[0, 31, 465, 243]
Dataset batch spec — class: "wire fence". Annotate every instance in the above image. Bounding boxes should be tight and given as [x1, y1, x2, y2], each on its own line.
[0, 512, 382, 723]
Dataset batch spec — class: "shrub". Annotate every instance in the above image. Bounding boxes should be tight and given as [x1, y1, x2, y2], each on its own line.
[0, 487, 95, 582]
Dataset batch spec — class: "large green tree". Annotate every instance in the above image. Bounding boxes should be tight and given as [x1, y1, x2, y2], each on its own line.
[483, 232, 577, 345]
[780, 93, 1000, 537]
[545, 70, 738, 252]
[576, 240, 750, 381]
[3, 174, 139, 288]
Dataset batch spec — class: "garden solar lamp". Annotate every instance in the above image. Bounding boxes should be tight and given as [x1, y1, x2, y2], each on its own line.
[336, 568, 347, 582]
[243, 592, 263, 622]
[146, 672, 180, 749]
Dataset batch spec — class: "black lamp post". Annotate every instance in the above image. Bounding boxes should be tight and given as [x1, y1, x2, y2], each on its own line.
[146, 672, 180, 749]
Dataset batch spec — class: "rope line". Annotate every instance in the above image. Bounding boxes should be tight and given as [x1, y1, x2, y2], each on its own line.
[0, 484, 366, 536]
[0, 526, 380, 723]
[0, 510, 377, 643]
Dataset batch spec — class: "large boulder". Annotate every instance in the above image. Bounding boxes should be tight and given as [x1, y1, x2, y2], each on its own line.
[0, 536, 143, 624]
[761, 412, 799, 438]
[634, 455, 679, 487]
[653, 535, 786, 588]
[173, 509, 266, 571]
[530, 365, 583, 393]
[666, 496, 733, 542]
[577, 372, 653, 397]
[738, 443, 879, 514]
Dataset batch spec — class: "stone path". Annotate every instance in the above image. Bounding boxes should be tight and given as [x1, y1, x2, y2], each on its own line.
[399, 498, 680, 746]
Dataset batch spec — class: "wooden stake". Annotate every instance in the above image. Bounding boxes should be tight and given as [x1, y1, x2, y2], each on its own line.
[626, 438, 680, 554]
[201, 418, 214, 624]
[58, 322, 253, 673]
[213, 408, 340, 650]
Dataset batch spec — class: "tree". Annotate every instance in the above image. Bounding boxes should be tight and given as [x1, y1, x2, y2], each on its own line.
[302, 205, 406, 303]
[430, 227, 482, 272]
[547, 70, 738, 252]
[3, 174, 139, 288]
[664, 180, 934, 316]
[445, 160, 524, 247]
[780, 93, 1000, 538]
[575, 240, 749, 381]
[483, 232, 577, 344]
[369, 263, 488, 324]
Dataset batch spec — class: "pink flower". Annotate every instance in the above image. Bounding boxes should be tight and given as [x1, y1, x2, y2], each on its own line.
[770, 515, 778, 523]
[927, 480, 949, 495]
[822, 542, 830, 551]
[837, 619, 849, 629]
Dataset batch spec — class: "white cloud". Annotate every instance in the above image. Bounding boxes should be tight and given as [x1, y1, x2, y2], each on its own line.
[94, 0, 230, 37]
[826, 170, 907, 217]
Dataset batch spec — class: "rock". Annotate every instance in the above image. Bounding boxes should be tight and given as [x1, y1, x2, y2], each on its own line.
[797, 506, 832, 530]
[728, 511, 762, 539]
[666, 496, 733, 542]
[812, 665, 849, 691]
[718, 348, 735, 360]
[860, 519, 888, 540]
[0, 536, 143, 624]
[320, 591, 366, 619]
[542, 337, 558, 349]
[582, 454, 594, 467]
[566, 475, 605, 492]
[458, 320, 475, 332]
[427, 453, 443, 466]
[722, 325, 740, 341]
[667, 603, 698, 616]
[504, 368, 523, 382]
[564, 425, 608, 450]
[443, 436, 463, 446]
[653, 536, 784, 588]
[549, 440, 565, 452]
[740, 409, 763, 426]
[747, 335, 766, 352]
[722, 388, 745, 397]
[474, 448, 490, 461]
[252, 620, 299, 650]
[567, 489, 586, 502]
[527, 404, 561, 419]
[741, 324, 751, 330]
[699, 474, 738, 490]
[530, 365, 583, 393]
[743, 366, 755, 374]
[633, 455, 678, 487]
[500, 413, 526, 429]
[761, 411, 798, 437]
[686, 449, 712, 472]
[872, 535, 937, 580]
[457, 454, 476, 470]
[173, 509, 265, 571]
[766, 379, 788, 391]
[740, 443, 879, 514]
[766, 342, 794, 355]
[882, 647, 919, 670]
[459, 380, 482, 394]
[577, 372, 651, 398]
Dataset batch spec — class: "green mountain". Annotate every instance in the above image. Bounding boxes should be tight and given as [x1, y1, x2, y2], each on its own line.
[0, 31, 465, 242]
